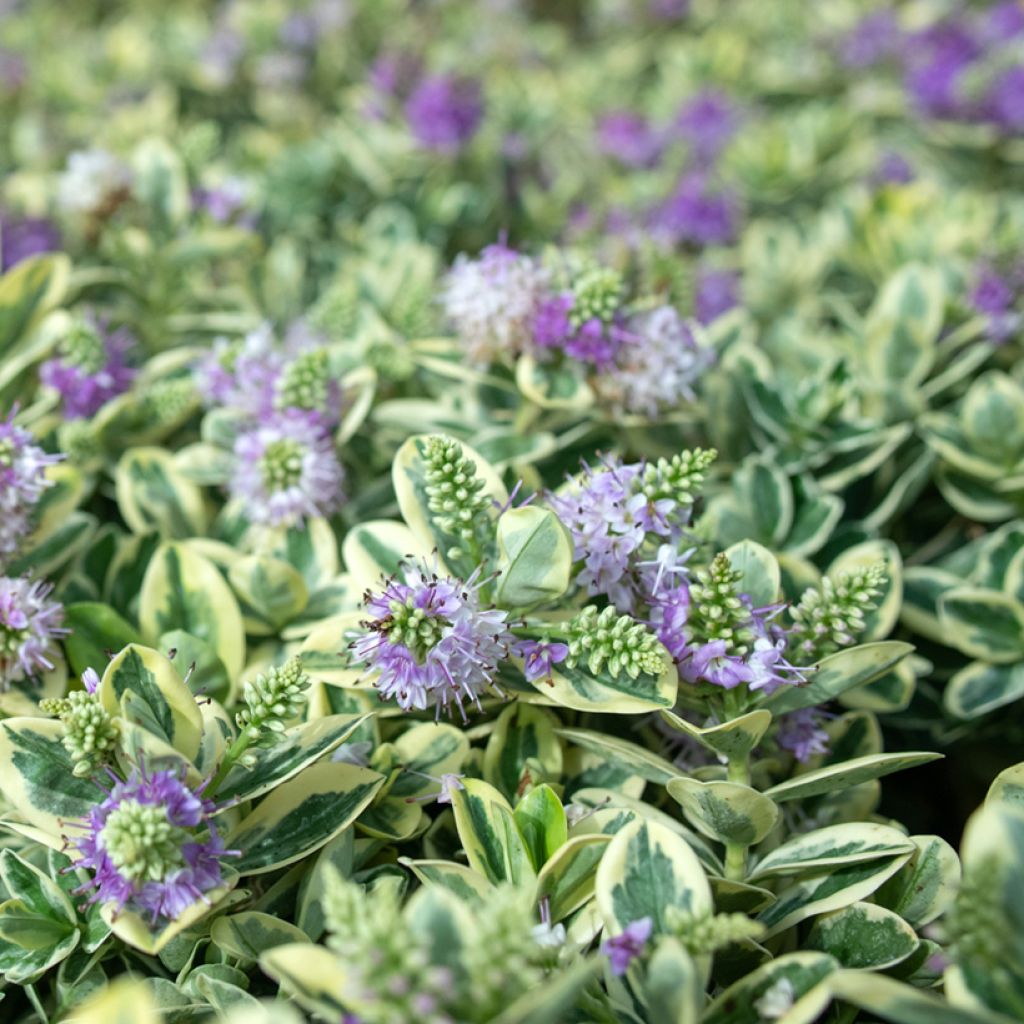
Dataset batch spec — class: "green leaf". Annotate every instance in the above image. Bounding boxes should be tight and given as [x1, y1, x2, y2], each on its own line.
[666, 778, 779, 846]
[210, 912, 309, 962]
[494, 506, 572, 610]
[450, 778, 535, 886]
[485, 704, 563, 802]
[535, 835, 611, 922]
[939, 586, 1024, 663]
[341, 519, 430, 590]
[62, 603, 142, 679]
[763, 752, 941, 803]
[757, 855, 911, 938]
[596, 820, 712, 935]
[115, 447, 208, 539]
[645, 939, 701, 1024]
[557, 727, 678, 785]
[216, 712, 375, 803]
[99, 644, 203, 762]
[764, 641, 914, 715]
[946, 660, 1024, 719]
[226, 762, 385, 875]
[0, 718, 103, 842]
[960, 371, 1024, 467]
[513, 784, 567, 871]
[399, 859, 494, 904]
[0, 253, 70, 355]
[703, 952, 837, 1024]
[864, 263, 943, 387]
[874, 835, 959, 929]
[724, 540, 780, 608]
[139, 541, 245, 679]
[659, 709, 772, 762]
[529, 654, 678, 715]
[807, 901, 917, 970]
[229, 554, 309, 633]
[749, 823, 915, 881]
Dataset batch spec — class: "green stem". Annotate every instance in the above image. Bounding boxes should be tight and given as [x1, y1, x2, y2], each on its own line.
[724, 750, 751, 882]
[25, 983, 49, 1024]
[513, 400, 540, 436]
[207, 729, 253, 796]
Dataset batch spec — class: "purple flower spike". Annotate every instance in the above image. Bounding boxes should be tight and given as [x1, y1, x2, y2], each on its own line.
[70, 765, 237, 922]
[675, 91, 739, 164]
[654, 172, 738, 248]
[39, 317, 136, 420]
[0, 576, 66, 686]
[603, 917, 653, 975]
[405, 74, 483, 153]
[695, 268, 740, 325]
[350, 562, 513, 717]
[0, 412, 63, 565]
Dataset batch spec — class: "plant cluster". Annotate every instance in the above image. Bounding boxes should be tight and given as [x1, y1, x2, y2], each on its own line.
[0, 1, 1022, 1022]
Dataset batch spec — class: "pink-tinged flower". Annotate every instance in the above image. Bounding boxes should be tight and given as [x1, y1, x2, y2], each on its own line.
[69, 765, 237, 922]
[775, 708, 831, 763]
[517, 640, 569, 683]
[350, 562, 513, 717]
[596, 305, 713, 417]
[0, 576, 66, 686]
[596, 111, 664, 168]
[229, 410, 345, 527]
[443, 243, 550, 363]
[39, 317, 136, 420]
[404, 74, 483, 153]
[82, 667, 101, 694]
[0, 413, 62, 566]
[603, 917, 653, 975]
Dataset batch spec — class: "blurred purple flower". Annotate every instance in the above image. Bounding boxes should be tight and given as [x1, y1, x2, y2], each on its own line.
[905, 22, 978, 118]
[70, 765, 236, 921]
[695, 267, 739, 324]
[653, 172, 738, 247]
[988, 65, 1024, 133]
[0, 413, 62, 566]
[675, 90, 739, 164]
[872, 150, 915, 186]
[603, 917, 653, 975]
[405, 74, 483, 153]
[776, 707, 830, 763]
[39, 317, 136, 420]
[1, 214, 60, 272]
[840, 10, 902, 68]
[596, 111, 664, 168]
[0, 576, 66, 686]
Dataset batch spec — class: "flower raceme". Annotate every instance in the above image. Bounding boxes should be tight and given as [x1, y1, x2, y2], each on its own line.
[69, 765, 236, 923]
[0, 575, 66, 687]
[0, 413, 62, 567]
[350, 562, 513, 717]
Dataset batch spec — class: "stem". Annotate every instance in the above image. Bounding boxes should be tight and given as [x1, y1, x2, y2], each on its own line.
[724, 750, 751, 882]
[25, 984, 49, 1023]
[207, 729, 253, 796]
[513, 400, 540, 436]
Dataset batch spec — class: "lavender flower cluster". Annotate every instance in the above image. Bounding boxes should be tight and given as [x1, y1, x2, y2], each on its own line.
[442, 244, 714, 416]
[195, 323, 345, 527]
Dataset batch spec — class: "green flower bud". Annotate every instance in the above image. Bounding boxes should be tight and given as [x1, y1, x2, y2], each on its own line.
[421, 436, 491, 547]
[236, 656, 310, 741]
[99, 799, 187, 882]
[564, 605, 666, 679]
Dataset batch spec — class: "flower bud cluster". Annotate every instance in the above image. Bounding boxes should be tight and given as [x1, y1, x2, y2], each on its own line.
[236, 656, 310, 742]
[789, 564, 886, 660]
[564, 605, 666, 679]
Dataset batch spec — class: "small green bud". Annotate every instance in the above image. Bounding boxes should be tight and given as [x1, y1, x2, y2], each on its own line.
[568, 265, 624, 327]
[687, 553, 753, 654]
[666, 908, 765, 954]
[99, 799, 187, 882]
[260, 437, 306, 492]
[275, 349, 332, 414]
[789, 563, 886, 660]
[236, 656, 310, 741]
[640, 448, 717, 506]
[53, 691, 118, 778]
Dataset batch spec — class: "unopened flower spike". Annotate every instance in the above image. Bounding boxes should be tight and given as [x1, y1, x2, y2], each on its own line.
[421, 435, 492, 560]
[788, 563, 886, 661]
[41, 670, 118, 778]
[563, 605, 666, 680]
